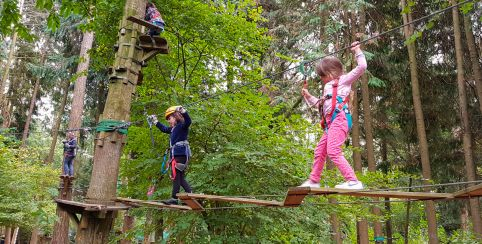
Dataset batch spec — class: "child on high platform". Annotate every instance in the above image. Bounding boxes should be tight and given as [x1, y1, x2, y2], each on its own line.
[300, 41, 367, 190]
[145, 2, 165, 36]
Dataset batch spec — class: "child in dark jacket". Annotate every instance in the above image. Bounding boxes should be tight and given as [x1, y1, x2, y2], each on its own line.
[62, 132, 77, 177]
[151, 106, 192, 205]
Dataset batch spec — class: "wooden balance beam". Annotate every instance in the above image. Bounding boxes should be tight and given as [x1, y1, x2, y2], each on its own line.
[284, 187, 454, 206]
[452, 183, 482, 198]
[116, 197, 192, 210]
[177, 193, 283, 209]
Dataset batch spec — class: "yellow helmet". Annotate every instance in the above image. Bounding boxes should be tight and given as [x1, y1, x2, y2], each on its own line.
[165, 105, 181, 119]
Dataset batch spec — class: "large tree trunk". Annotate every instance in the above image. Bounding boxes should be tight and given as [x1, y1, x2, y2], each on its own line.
[400, 1, 438, 243]
[45, 80, 70, 164]
[463, 15, 482, 114]
[75, 0, 147, 242]
[452, 2, 482, 237]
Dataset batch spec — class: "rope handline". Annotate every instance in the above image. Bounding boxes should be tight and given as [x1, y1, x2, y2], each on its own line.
[4, 0, 472, 135]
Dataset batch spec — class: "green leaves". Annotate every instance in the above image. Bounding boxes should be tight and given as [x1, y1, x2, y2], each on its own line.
[0, 135, 58, 231]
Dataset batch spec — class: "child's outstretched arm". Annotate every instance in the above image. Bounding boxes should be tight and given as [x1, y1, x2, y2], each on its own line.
[341, 41, 367, 86]
[301, 81, 320, 108]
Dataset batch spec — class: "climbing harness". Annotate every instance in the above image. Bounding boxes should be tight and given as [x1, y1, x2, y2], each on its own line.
[319, 79, 352, 131]
[168, 140, 191, 180]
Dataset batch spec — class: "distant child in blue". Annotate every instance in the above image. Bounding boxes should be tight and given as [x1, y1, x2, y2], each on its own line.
[150, 106, 192, 205]
[145, 2, 165, 36]
[62, 132, 77, 177]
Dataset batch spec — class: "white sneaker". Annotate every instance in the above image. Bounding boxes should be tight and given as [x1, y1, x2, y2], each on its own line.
[299, 180, 320, 188]
[335, 181, 364, 190]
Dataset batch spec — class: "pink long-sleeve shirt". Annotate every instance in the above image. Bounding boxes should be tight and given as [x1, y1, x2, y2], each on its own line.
[304, 53, 367, 117]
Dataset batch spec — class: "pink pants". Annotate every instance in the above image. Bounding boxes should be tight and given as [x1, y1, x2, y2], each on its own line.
[309, 112, 358, 183]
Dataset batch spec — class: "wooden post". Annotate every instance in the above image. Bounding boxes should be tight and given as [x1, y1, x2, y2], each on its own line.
[52, 177, 74, 244]
[74, 0, 152, 243]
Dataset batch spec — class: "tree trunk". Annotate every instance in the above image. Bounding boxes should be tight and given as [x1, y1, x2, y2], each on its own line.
[381, 136, 393, 244]
[21, 72, 43, 147]
[461, 204, 469, 236]
[5, 227, 11, 244]
[463, 15, 482, 114]
[351, 78, 362, 170]
[45, 80, 70, 164]
[75, 0, 147, 242]
[30, 226, 39, 244]
[349, 12, 368, 244]
[358, 10, 383, 242]
[120, 211, 134, 244]
[400, 1, 438, 243]
[0, 0, 25, 126]
[0, 31, 18, 128]
[329, 200, 343, 244]
[9, 227, 18, 244]
[452, 2, 482, 237]
[1, 74, 16, 128]
[68, 31, 94, 132]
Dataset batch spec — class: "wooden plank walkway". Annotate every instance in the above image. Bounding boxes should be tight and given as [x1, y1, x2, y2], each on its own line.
[452, 184, 482, 198]
[284, 187, 454, 206]
[116, 197, 192, 210]
[101, 183, 482, 211]
[177, 193, 283, 208]
[55, 199, 130, 214]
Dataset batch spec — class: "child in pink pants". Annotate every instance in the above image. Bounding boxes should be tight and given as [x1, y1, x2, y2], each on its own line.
[300, 41, 367, 190]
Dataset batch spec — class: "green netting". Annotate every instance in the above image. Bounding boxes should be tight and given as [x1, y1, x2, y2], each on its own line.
[96, 120, 128, 135]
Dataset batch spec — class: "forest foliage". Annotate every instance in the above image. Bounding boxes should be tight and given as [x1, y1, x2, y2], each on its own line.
[0, 0, 481, 242]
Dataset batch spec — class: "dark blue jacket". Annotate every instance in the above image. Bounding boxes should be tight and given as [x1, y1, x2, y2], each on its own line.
[155, 111, 191, 156]
[63, 138, 77, 157]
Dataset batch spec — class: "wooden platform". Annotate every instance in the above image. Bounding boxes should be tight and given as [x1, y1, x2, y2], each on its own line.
[55, 199, 130, 215]
[116, 197, 192, 210]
